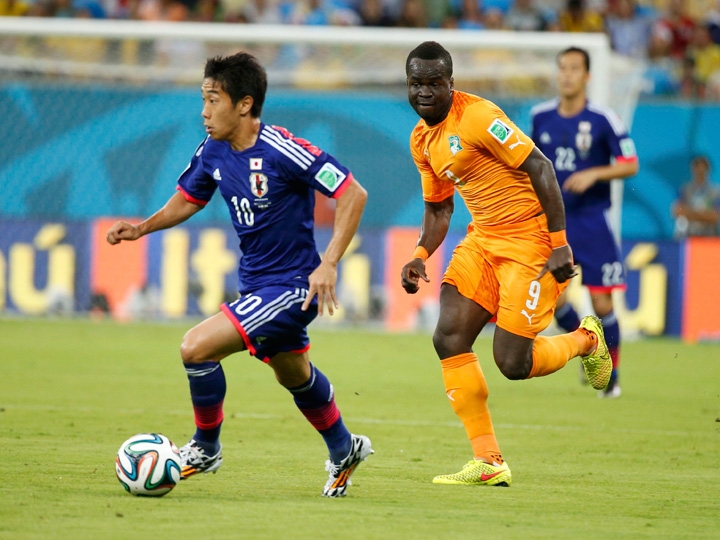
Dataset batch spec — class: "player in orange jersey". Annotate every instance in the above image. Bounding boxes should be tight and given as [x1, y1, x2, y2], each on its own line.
[400, 41, 611, 487]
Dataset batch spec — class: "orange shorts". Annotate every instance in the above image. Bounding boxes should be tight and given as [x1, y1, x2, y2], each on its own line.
[443, 215, 569, 339]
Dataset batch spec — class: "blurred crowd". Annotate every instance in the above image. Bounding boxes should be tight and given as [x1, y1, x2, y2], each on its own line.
[2, 0, 720, 99]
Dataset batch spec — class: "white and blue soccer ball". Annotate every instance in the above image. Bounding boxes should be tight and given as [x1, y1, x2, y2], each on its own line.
[115, 433, 182, 497]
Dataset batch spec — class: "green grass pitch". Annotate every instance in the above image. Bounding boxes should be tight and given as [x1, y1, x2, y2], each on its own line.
[1, 318, 719, 539]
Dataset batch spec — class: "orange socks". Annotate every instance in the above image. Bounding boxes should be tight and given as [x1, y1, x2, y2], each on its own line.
[440, 352, 501, 463]
[528, 329, 595, 378]
[438, 330, 596, 461]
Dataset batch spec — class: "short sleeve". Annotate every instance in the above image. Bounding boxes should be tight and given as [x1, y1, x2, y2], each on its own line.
[598, 108, 637, 163]
[264, 125, 352, 199]
[410, 130, 454, 203]
[177, 137, 216, 205]
[463, 102, 535, 169]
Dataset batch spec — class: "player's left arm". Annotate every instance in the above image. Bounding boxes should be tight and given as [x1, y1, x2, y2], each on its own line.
[302, 177, 367, 316]
[562, 159, 639, 194]
[564, 125, 639, 194]
[518, 147, 577, 284]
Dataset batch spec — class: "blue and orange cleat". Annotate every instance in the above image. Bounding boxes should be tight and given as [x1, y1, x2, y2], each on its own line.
[322, 434, 373, 498]
[178, 439, 223, 479]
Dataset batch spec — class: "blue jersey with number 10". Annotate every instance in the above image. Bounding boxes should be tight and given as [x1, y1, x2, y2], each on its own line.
[177, 123, 352, 293]
[530, 98, 637, 213]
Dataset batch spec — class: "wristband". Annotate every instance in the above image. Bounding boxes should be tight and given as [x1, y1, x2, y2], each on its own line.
[549, 230, 568, 249]
[413, 246, 429, 262]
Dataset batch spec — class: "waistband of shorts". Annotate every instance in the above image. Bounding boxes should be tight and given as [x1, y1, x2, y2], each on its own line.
[471, 213, 548, 236]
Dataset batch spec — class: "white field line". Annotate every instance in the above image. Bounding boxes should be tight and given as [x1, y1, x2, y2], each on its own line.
[1, 404, 709, 438]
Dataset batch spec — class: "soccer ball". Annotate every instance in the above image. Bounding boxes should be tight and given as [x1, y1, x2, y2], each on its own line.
[115, 433, 182, 497]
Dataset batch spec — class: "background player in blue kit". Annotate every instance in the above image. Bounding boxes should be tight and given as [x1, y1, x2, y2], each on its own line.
[531, 47, 639, 398]
[106, 52, 372, 497]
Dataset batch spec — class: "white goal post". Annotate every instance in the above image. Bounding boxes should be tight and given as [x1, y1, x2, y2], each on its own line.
[0, 17, 613, 101]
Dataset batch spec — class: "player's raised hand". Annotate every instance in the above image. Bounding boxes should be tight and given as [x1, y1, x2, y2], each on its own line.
[537, 244, 577, 283]
[303, 260, 339, 316]
[106, 221, 141, 245]
[401, 258, 430, 294]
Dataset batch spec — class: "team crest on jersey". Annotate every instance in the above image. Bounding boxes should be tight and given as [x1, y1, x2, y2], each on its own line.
[250, 172, 269, 197]
[487, 119, 514, 144]
[540, 132, 551, 144]
[575, 121, 593, 157]
[448, 135, 463, 156]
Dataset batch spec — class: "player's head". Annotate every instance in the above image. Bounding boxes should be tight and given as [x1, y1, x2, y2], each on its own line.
[201, 53, 267, 142]
[406, 41, 454, 126]
[691, 154, 710, 181]
[204, 53, 267, 117]
[557, 46, 590, 100]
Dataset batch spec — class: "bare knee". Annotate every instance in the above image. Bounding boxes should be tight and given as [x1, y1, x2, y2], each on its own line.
[493, 328, 534, 380]
[179, 312, 244, 365]
[180, 328, 205, 364]
[494, 354, 532, 380]
[591, 293, 614, 318]
[432, 328, 450, 358]
[269, 352, 311, 388]
[432, 327, 472, 359]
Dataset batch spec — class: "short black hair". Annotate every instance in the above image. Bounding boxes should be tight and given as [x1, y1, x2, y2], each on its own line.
[204, 52, 267, 118]
[406, 41, 453, 78]
[558, 46, 590, 72]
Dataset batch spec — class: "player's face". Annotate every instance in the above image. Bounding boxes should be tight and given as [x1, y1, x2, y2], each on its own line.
[692, 158, 709, 181]
[407, 58, 454, 126]
[201, 78, 243, 141]
[557, 52, 589, 100]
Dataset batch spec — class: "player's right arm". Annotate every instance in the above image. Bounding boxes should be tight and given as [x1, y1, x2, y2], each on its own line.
[108, 138, 214, 245]
[402, 130, 455, 294]
[401, 195, 454, 294]
[106, 191, 204, 245]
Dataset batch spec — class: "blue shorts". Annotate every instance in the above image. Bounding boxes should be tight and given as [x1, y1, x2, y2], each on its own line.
[566, 208, 625, 292]
[221, 284, 318, 363]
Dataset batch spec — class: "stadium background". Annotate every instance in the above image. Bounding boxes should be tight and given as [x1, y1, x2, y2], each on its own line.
[1, 21, 719, 342]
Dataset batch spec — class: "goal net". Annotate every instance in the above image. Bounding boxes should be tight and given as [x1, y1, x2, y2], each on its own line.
[0, 18, 644, 320]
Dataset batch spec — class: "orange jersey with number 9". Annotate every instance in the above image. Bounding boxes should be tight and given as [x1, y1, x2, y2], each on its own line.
[410, 91, 540, 227]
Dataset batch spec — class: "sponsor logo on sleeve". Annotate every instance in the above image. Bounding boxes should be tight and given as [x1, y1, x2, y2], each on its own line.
[213, 168, 222, 181]
[620, 138, 636, 158]
[314, 163, 347, 192]
[487, 118, 514, 144]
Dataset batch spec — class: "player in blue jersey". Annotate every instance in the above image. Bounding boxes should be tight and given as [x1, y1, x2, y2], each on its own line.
[531, 46, 639, 398]
[106, 52, 372, 497]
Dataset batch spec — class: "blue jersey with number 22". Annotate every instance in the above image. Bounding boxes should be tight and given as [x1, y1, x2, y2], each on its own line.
[530, 98, 637, 213]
